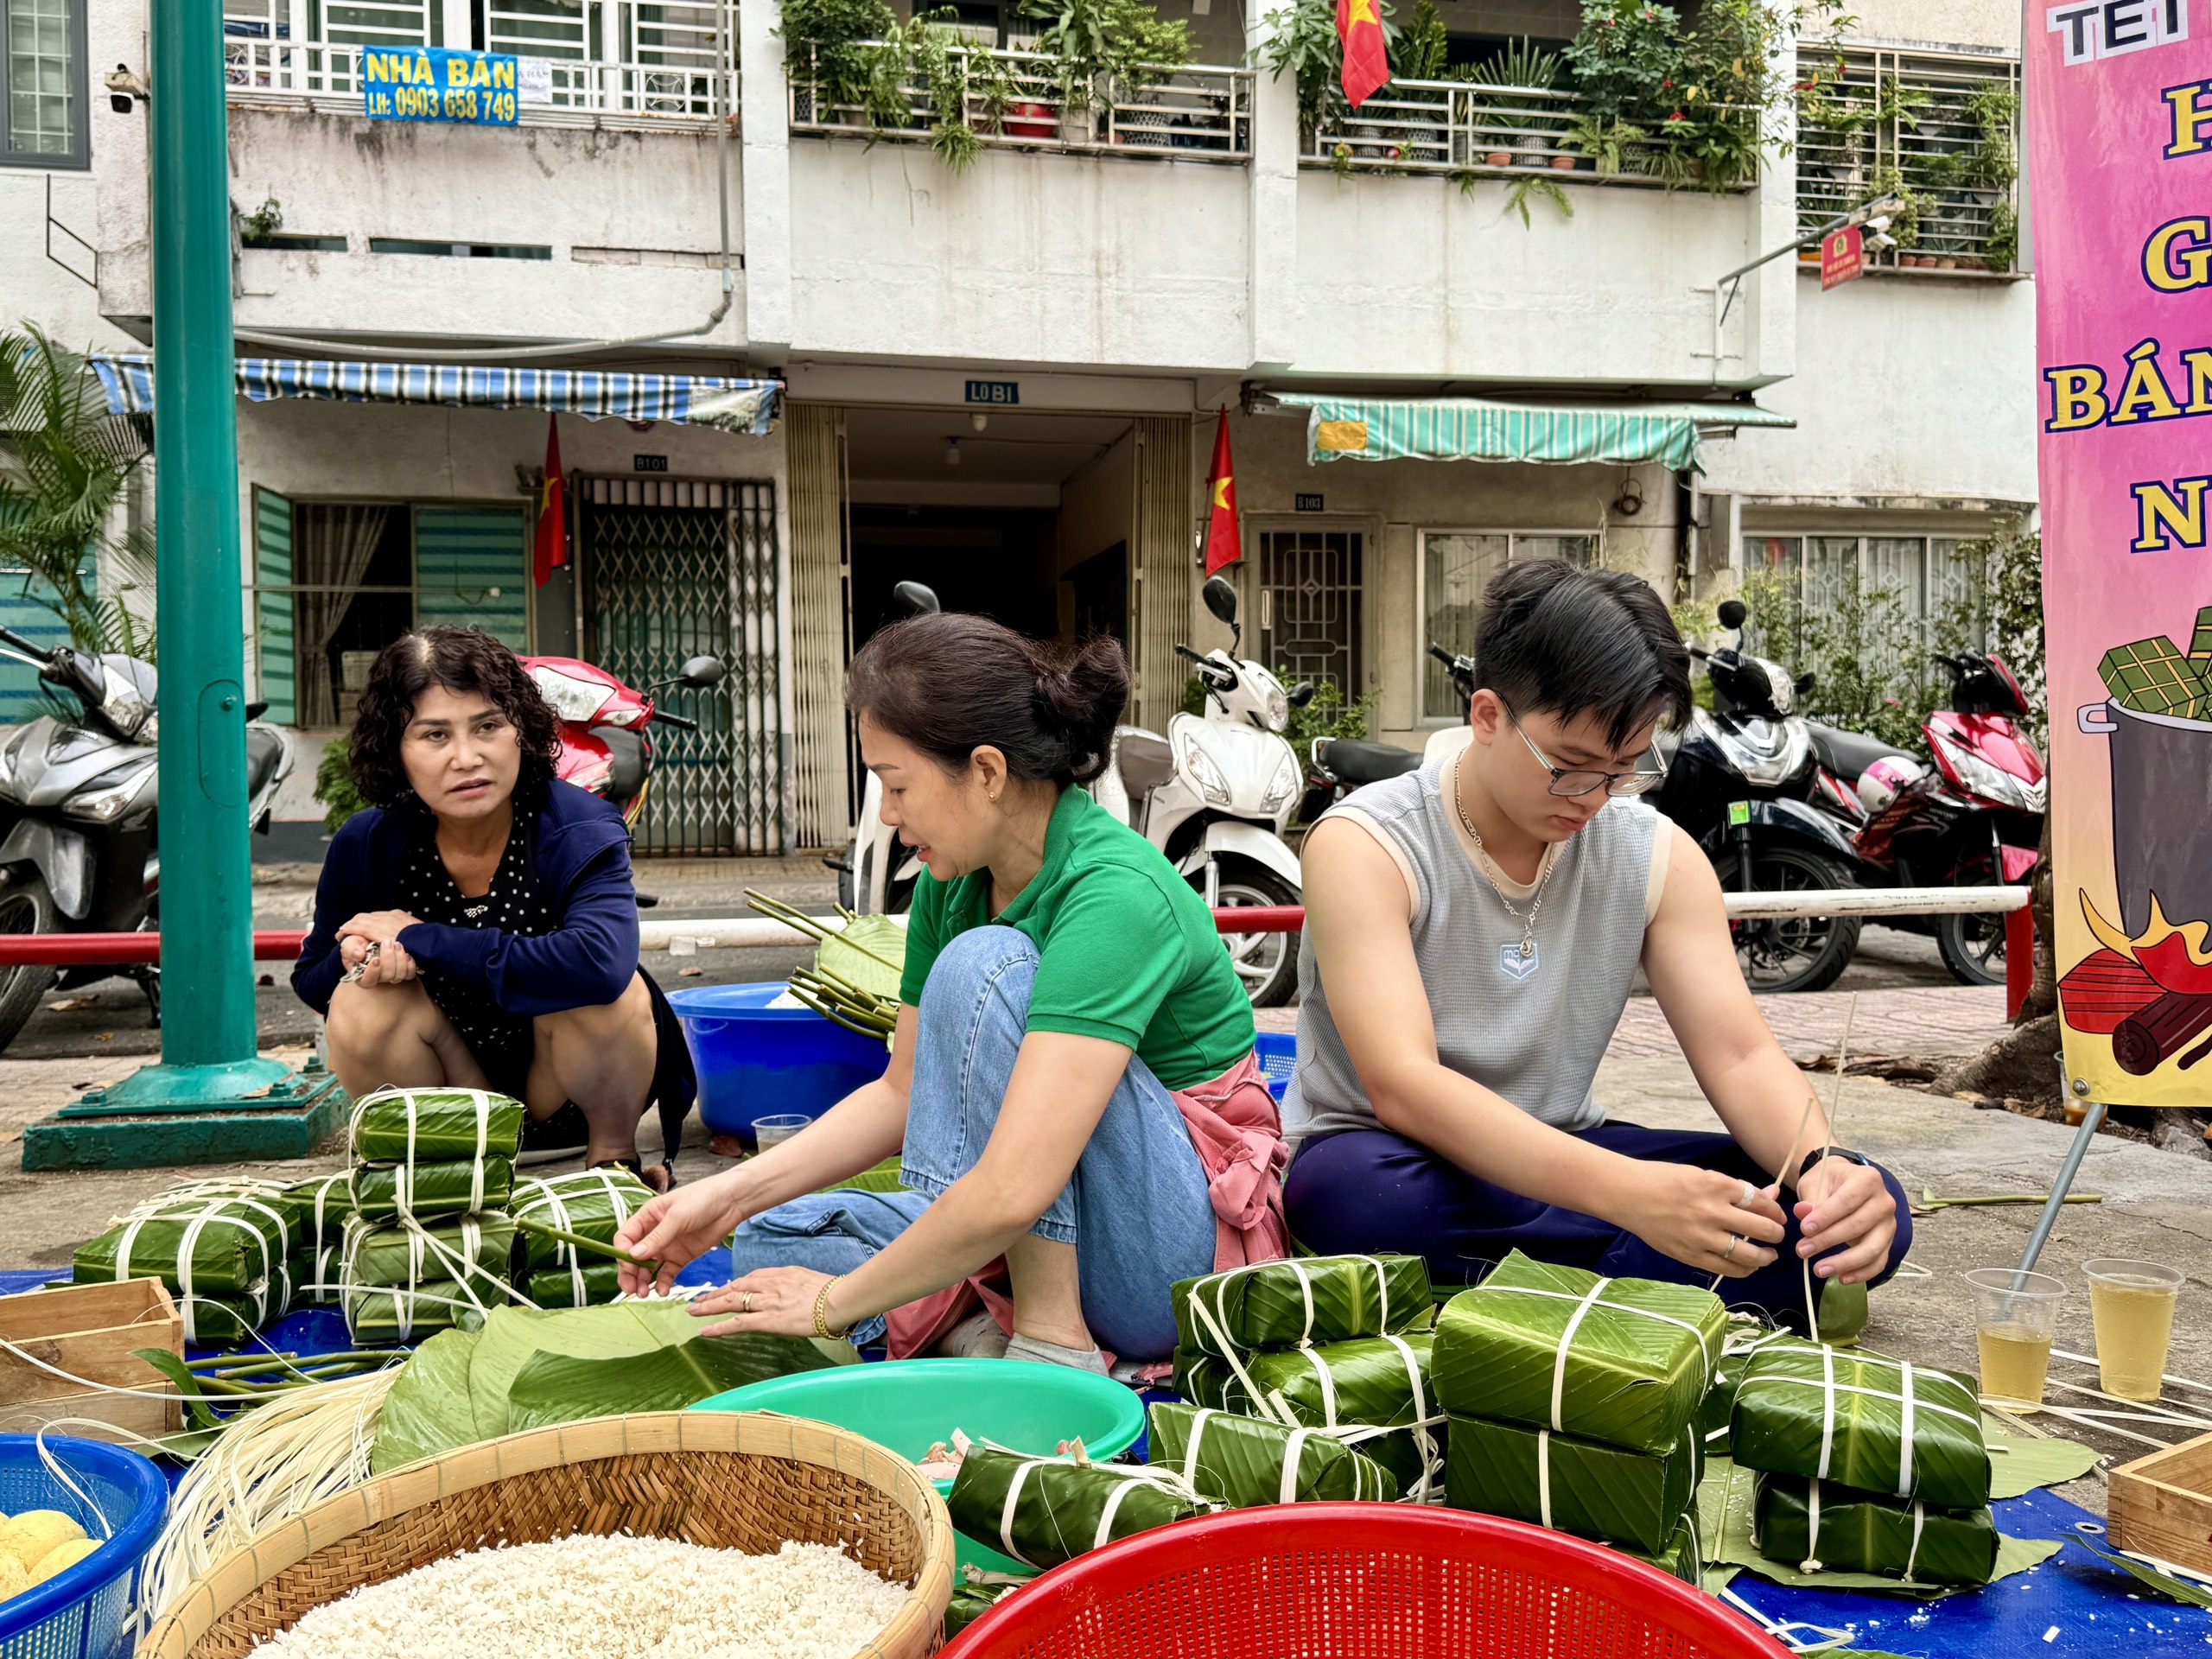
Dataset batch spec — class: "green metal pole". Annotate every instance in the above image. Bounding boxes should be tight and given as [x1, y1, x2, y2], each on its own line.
[149, 0, 257, 1069]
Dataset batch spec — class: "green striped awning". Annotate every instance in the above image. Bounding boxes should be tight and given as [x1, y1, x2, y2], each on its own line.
[1274, 395, 1794, 474]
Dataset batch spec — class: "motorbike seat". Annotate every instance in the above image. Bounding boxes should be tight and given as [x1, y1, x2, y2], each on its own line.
[1806, 722, 1916, 784]
[1116, 731, 1176, 798]
[1320, 738, 1422, 788]
[602, 727, 647, 804]
[244, 727, 285, 801]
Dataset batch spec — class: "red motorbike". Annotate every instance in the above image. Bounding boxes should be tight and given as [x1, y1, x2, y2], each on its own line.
[521, 652, 725, 830]
[1805, 650, 2045, 987]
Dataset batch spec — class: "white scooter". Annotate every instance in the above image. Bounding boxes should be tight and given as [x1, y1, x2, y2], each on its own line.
[836, 577, 1310, 1006]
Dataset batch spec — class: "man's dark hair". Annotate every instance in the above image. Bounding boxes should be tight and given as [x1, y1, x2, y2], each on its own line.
[1472, 561, 1693, 749]
[349, 627, 563, 805]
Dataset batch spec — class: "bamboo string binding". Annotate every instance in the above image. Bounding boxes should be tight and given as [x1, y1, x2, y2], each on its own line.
[139, 1410, 957, 1659]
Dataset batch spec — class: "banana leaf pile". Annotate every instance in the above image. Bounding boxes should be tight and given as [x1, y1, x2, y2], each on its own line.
[348, 1086, 527, 1163]
[1148, 1402, 1399, 1505]
[284, 1170, 353, 1306]
[74, 1179, 303, 1344]
[1443, 1414, 1702, 1554]
[1730, 1341, 1990, 1509]
[1753, 1472, 1999, 1586]
[512, 1167, 653, 1307]
[1172, 1254, 1433, 1357]
[948, 1447, 1210, 1571]
[350, 1157, 515, 1222]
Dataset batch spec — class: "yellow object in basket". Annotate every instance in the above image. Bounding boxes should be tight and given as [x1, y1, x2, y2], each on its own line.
[0, 1552, 29, 1604]
[29, 1536, 101, 1586]
[0, 1510, 86, 1573]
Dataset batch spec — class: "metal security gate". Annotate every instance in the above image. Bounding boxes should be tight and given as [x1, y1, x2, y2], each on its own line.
[579, 475, 783, 855]
[1255, 528, 1363, 696]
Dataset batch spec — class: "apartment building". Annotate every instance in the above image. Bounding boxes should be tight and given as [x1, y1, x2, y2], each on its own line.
[12, 0, 2033, 855]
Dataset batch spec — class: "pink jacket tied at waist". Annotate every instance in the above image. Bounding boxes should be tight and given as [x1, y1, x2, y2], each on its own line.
[883, 1051, 1290, 1360]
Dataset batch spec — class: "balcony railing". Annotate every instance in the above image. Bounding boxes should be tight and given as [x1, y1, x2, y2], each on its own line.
[1304, 78, 1756, 190]
[223, 36, 733, 129]
[790, 45, 1250, 162]
[1795, 47, 2022, 274]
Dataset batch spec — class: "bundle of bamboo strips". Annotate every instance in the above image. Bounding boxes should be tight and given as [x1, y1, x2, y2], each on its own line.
[743, 892, 901, 1043]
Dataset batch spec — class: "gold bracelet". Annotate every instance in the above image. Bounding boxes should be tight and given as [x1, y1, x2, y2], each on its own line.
[812, 1274, 846, 1340]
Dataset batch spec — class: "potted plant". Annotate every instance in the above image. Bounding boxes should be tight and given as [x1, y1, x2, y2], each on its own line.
[1460, 35, 1561, 168]
[780, 0, 897, 123]
[1022, 0, 1193, 142]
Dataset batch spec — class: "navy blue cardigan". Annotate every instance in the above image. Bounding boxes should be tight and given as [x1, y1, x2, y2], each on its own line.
[294, 779, 645, 1018]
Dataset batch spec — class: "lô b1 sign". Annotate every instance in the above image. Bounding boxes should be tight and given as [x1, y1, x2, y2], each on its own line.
[362, 47, 524, 125]
[2033, 3, 2212, 1102]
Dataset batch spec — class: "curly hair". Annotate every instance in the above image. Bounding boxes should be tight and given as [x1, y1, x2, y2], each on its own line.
[347, 627, 563, 806]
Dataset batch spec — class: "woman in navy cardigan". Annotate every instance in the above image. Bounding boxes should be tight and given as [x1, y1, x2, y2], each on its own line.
[294, 628, 693, 1186]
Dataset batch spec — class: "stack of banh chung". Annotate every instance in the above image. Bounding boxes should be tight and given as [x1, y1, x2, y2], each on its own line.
[1730, 1336, 1998, 1586]
[1170, 1254, 1441, 1502]
[73, 1178, 304, 1344]
[1431, 1251, 1727, 1584]
[511, 1166, 654, 1307]
[342, 1087, 525, 1343]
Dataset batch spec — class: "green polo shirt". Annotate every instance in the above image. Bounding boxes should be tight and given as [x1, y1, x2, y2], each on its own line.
[897, 786, 1255, 1090]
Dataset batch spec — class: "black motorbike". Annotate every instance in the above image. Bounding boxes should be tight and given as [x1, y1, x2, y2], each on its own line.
[1652, 601, 1865, 994]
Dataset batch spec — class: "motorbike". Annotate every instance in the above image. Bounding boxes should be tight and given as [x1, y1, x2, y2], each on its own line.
[522, 651, 725, 835]
[0, 625, 295, 1052]
[840, 577, 1313, 1007]
[1802, 649, 2044, 987]
[1651, 599, 1866, 995]
[1300, 730, 1422, 823]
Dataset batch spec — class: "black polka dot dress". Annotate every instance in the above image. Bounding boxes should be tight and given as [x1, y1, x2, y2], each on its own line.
[399, 800, 552, 1100]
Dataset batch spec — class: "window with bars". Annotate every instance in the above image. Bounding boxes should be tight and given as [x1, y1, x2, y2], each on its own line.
[1745, 533, 1988, 660]
[1795, 46, 2021, 273]
[3, 0, 85, 168]
[1255, 529, 1363, 708]
[1418, 530, 1597, 720]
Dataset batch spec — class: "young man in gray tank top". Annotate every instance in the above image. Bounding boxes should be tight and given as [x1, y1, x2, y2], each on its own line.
[1284, 562, 1910, 1330]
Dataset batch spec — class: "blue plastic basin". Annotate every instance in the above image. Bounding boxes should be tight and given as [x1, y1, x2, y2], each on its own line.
[0, 1433, 168, 1659]
[668, 981, 891, 1145]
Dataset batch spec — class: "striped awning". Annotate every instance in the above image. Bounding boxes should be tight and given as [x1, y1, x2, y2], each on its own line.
[87, 354, 781, 435]
[1273, 394, 1794, 474]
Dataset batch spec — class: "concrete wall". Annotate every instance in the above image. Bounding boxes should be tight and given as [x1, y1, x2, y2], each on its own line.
[1, 168, 133, 348]
[1846, 0, 2020, 50]
[1058, 429, 1135, 575]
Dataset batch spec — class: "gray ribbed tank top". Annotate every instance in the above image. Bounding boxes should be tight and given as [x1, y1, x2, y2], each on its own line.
[1283, 758, 1659, 1142]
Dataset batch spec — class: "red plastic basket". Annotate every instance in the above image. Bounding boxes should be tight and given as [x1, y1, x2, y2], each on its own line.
[942, 1504, 1790, 1659]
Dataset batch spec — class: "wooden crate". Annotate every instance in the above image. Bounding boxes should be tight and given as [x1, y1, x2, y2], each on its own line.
[2110, 1429, 2212, 1579]
[0, 1277, 182, 1441]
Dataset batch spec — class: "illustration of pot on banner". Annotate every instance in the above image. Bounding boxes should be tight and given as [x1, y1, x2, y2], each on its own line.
[2063, 607, 2212, 1077]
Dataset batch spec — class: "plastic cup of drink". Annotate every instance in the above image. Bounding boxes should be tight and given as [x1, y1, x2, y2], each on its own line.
[1961, 1268, 2066, 1406]
[2084, 1257, 2185, 1402]
[751, 1113, 811, 1154]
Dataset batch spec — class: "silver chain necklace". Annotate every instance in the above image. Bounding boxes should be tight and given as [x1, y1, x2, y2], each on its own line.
[1452, 758, 1556, 962]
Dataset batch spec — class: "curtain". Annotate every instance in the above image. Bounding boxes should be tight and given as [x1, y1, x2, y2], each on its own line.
[293, 504, 391, 728]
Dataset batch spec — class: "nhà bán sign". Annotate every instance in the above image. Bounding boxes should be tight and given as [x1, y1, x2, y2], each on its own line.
[363, 47, 521, 125]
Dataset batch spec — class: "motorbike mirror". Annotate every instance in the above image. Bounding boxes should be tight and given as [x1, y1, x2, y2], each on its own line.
[679, 654, 726, 688]
[893, 580, 942, 616]
[245, 700, 270, 721]
[1716, 599, 1748, 629]
[1201, 575, 1239, 627]
[1288, 681, 1316, 708]
[1793, 671, 1816, 696]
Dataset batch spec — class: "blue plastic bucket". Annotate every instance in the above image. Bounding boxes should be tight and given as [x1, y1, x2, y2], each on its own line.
[668, 981, 892, 1145]
[0, 1433, 168, 1659]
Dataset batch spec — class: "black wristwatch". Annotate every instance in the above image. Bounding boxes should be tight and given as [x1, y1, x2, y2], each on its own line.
[1799, 1146, 1870, 1179]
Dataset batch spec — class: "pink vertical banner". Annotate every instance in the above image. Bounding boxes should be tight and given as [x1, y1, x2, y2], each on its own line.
[2032, 2, 2212, 1103]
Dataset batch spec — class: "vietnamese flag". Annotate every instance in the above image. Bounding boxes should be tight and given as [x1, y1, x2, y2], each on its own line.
[1337, 0, 1389, 110]
[532, 414, 567, 586]
[1203, 410, 1241, 575]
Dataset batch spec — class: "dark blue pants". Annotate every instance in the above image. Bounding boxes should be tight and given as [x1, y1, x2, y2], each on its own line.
[1283, 1122, 1912, 1332]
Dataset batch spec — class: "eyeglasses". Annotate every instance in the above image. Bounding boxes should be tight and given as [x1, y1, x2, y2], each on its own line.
[1502, 701, 1669, 798]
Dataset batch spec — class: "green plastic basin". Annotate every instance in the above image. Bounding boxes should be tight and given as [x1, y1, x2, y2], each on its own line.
[690, 1357, 1145, 1577]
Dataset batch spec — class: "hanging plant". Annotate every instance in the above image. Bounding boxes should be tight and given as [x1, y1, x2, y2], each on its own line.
[1255, 0, 1400, 144]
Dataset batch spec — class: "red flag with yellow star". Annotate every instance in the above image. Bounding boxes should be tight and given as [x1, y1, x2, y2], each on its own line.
[1203, 410, 1240, 575]
[1337, 0, 1388, 110]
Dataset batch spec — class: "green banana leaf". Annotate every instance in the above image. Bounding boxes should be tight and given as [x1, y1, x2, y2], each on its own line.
[162, 1277, 291, 1347]
[512, 1167, 654, 1271]
[817, 914, 907, 1001]
[340, 1212, 515, 1291]
[351, 1157, 515, 1221]
[948, 1448, 1208, 1571]
[1699, 1322, 1802, 1456]
[349, 1086, 526, 1163]
[945, 1581, 1024, 1637]
[1172, 1254, 1434, 1357]
[343, 1280, 495, 1346]
[367, 1300, 856, 1475]
[1732, 1340, 1990, 1509]
[1147, 1402, 1399, 1504]
[1697, 1456, 2057, 1599]
[74, 1181, 303, 1297]
[1184, 1333, 1445, 1500]
[289, 1245, 342, 1307]
[1443, 1413, 1701, 1554]
[284, 1170, 353, 1254]
[524, 1262, 625, 1308]
[1624, 1510, 1702, 1586]
[1753, 1471, 1999, 1586]
[1431, 1251, 1727, 1457]
[1986, 1427, 2100, 1499]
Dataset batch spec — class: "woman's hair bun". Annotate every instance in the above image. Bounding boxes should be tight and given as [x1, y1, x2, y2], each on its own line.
[1033, 635, 1129, 784]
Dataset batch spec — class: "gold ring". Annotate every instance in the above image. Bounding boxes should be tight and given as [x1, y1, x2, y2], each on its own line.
[1723, 1235, 1742, 1262]
[741, 1291, 754, 1314]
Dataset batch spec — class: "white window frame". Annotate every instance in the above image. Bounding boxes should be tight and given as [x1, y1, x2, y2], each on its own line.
[1741, 531, 1989, 659]
[2, 0, 87, 170]
[1414, 526, 1601, 725]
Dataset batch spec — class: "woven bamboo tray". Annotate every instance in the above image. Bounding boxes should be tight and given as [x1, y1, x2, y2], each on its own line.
[139, 1410, 957, 1659]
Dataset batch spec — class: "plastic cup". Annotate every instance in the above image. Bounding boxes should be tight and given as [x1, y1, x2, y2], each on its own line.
[2084, 1257, 2184, 1402]
[752, 1113, 812, 1154]
[1961, 1268, 2066, 1406]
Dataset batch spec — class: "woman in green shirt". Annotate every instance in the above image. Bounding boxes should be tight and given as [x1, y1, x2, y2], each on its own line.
[615, 613, 1283, 1366]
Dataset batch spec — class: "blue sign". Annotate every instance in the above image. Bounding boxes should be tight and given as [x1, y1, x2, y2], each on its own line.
[362, 47, 520, 125]
[964, 380, 1020, 405]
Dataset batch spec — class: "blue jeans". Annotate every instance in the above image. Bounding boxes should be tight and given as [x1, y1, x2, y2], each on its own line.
[727, 926, 1217, 1358]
